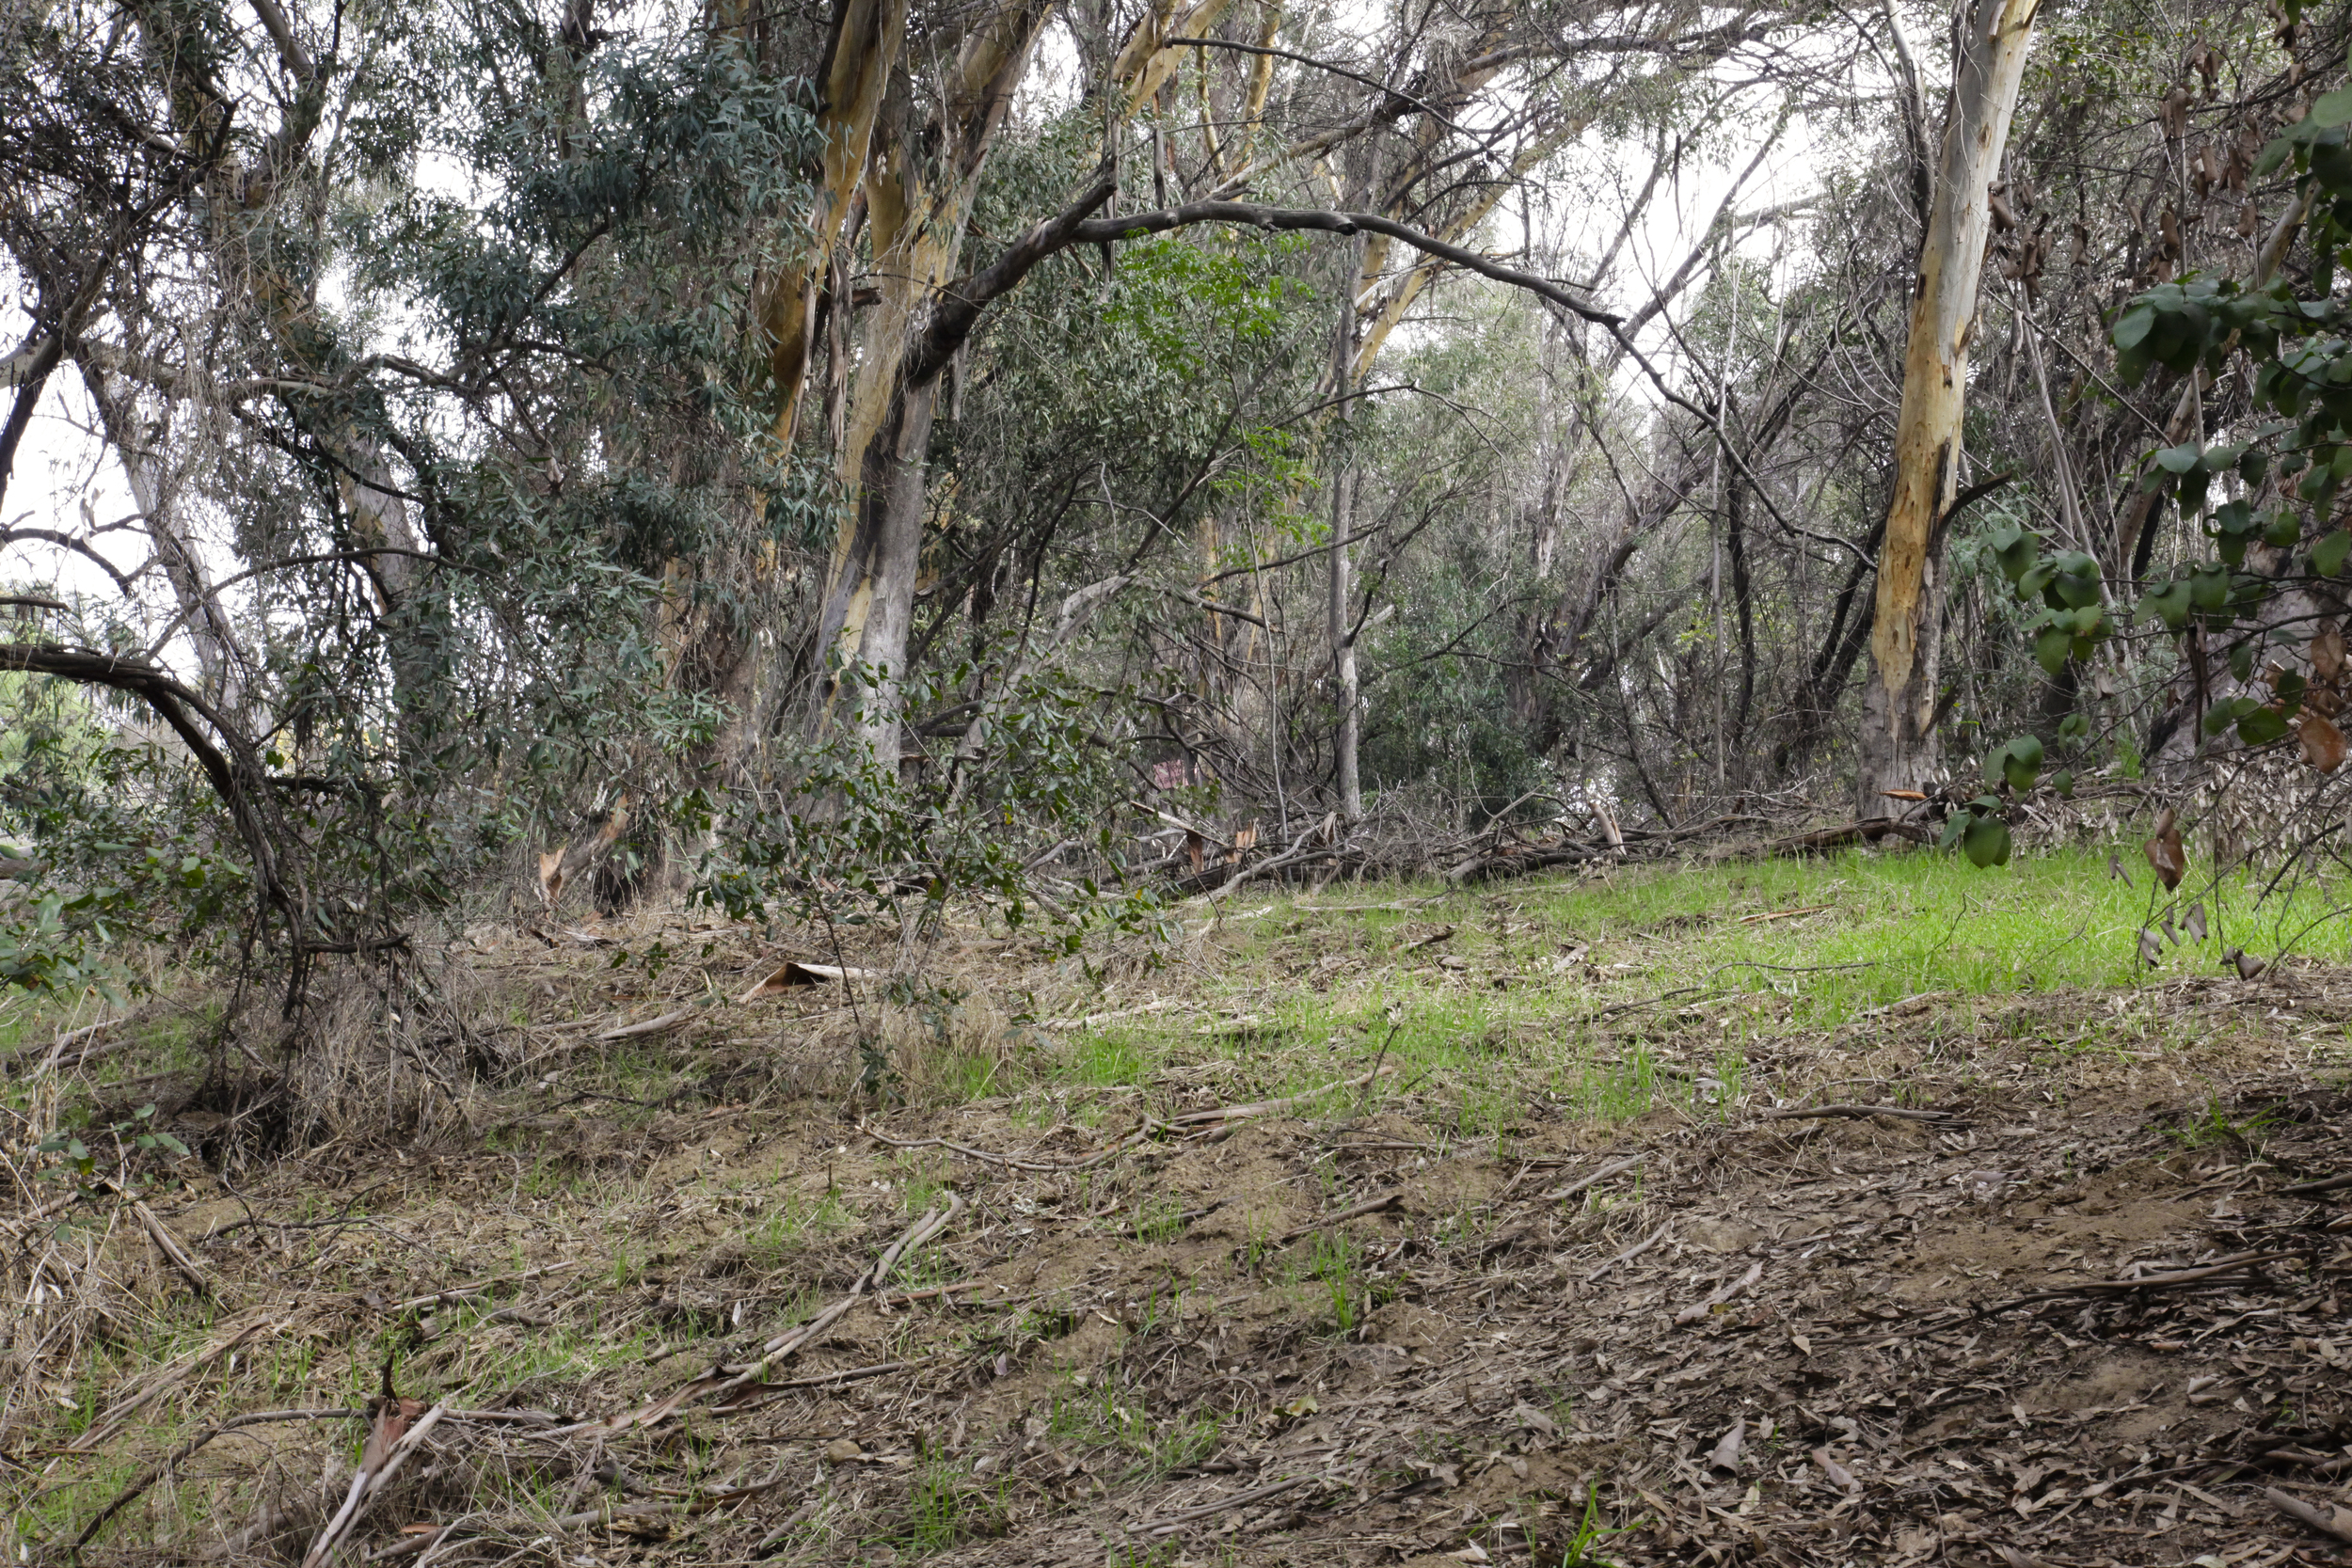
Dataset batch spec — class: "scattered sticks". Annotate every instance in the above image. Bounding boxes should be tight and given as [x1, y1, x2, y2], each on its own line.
[384, 1261, 577, 1313]
[864, 1123, 1150, 1173]
[1127, 1471, 1343, 1535]
[554, 1192, 968, 1438]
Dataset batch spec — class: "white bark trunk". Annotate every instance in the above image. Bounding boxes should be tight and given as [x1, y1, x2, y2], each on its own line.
[1859, 0, 2041, 814]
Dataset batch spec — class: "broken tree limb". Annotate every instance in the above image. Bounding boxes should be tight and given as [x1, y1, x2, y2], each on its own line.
[72, 1408, 363, 1553]
[595, 1006, 699, 1042]
[1278, 1191, 1402, 1243]
[1878, 1250, 2303, 1338]
[1757, 1102, 1957, 1124]
[1675, 1260, 1764, 1326]
[2265, 1487, 2352, 1544]
[299, 1400, 448, 1568]
[133, 1198, 214, 1296]
[1128, 1471, 1344, 1535]
[1162, 1065, 1397, 1130]
[1537, 1153, 1646, 1205]
[1588, 1223, 1672, 1282]
[863, 1123, 1152, 1172]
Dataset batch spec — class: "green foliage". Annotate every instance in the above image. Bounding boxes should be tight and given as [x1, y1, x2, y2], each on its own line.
[0, 684, 261, 996]
[38, 1103, 188, 1188]
[691, 663, 1163, 948]
[1972, 56, 2352, 810]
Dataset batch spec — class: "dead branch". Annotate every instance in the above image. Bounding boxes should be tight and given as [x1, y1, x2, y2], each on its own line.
[1277, 1191, 1402, 1243]
[72, 1407, 362, 1553]
[1757, 1103, 1958, 1124]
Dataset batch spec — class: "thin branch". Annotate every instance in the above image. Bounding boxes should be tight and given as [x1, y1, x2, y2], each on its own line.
[1161, 39, 1465, 133]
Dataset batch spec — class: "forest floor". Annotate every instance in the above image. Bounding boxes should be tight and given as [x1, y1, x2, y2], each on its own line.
[5, 845, 2352, 1568]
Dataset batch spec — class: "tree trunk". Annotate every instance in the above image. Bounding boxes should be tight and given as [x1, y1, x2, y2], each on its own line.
[811, 0, 1057, 749]
[80, 365, 251, 721]
[1327, 463, 1360, 824]
[1327, 239, 1363, 826]
[1858, 0, 2041, 814]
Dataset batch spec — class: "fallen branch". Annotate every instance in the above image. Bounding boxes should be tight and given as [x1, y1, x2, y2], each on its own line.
[1588, 1223, 1672, 1282]
[1674, 1259, 1764, 1326]
[1537, 1153, 1645, 1205]
[371, 1468, 795, 1559]
[595, 1006, 698, 1042]
[555, 1193, 967, 1437]
[1723, 818, 1932, 859]
[863, 1123, 1152, 1172]
[1035, 997, 1188, 1030]
[1278, 1191, 1402, 1243]
[1757, 1102, 1957, 1124]
[1879, 1249, 2303, 1338]
[386, 1261, 577, 1312]
[708, 1357, 931, 1411]
[2265, 1487, 2352, 1544]
[1128, 1471, 1343, 1535]
[1446, 841, 1608, 885]
[2280, 1172, 2352, 1196]
[1163, 1065, 1396, 1132]
[72, 1408, 361, 1552]
[1193, 838, 1343, 900]
[300, 1400, 448, 1568]
[0, 1186, 84, 1240]
[70, 1311, 292, 1451]
[133, 1198, 213, 1296]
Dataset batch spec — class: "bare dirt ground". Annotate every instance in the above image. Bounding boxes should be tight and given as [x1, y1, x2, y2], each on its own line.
[6, 895, 2351, 1568]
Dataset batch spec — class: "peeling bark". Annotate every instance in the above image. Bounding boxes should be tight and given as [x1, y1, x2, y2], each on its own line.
[1858, 0, 2040, 812]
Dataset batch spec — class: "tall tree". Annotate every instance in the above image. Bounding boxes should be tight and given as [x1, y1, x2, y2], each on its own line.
[1858, 0, 2042, 810]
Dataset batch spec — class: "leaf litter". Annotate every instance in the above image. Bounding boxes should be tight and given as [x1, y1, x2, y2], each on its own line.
[2, 897, 2349, 1568]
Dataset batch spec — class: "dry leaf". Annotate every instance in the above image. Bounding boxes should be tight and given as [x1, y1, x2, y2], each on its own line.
[2313, 623, 2345, 681]
[1814, 1449, 1859, 1493]
[2297, 711, 2347, 773]
[821, 1438, 864, 1464]
[2137, 927, 2162, 967]
[2106, 852, 2133, 886]
[739, 960, 874, 1002]
[535, 849, 565, 909]
[2229, 947, 2267, 980]
[2184, 901, 2208, 942]
[1708, 1418, 1745, 1473]
[1880, 788, 1928, 801]
[2144, 807, 2186, 891]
